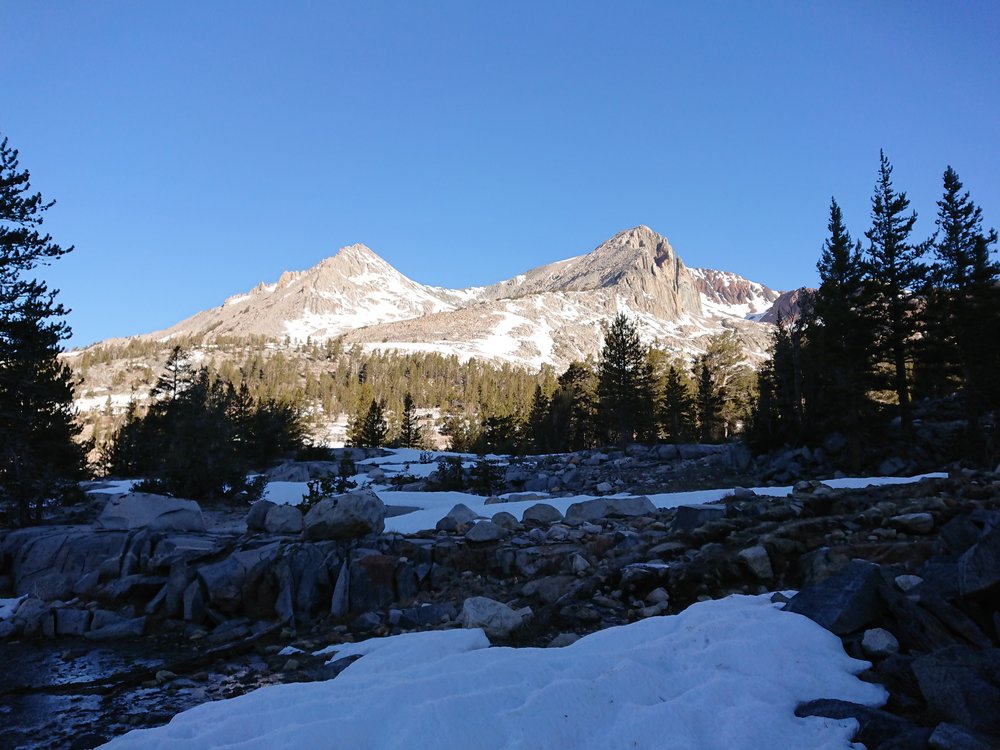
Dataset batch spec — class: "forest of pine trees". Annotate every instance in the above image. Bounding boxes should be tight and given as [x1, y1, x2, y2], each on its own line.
[751, 155, 1000, 466]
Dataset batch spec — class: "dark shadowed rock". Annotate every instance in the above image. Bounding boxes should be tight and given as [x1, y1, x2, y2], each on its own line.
[264, 504, 304, 535]
[784, 560, 882, 635]
[928, 723, 998, 750]
[958, 524, 1000, 597]
[84, 615, 146, 640]
[672, 504, 726, 532]
[795, 699, 929, 750]
[912, 647, 1000, 736]
[434, 503, 481, 533]
[246, 500, 276, 531]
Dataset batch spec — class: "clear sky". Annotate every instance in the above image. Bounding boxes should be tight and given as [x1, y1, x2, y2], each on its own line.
[4, 2, 999, 347]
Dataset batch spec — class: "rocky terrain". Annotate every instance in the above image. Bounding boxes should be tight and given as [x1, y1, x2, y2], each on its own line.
[1, 447, 999, 748]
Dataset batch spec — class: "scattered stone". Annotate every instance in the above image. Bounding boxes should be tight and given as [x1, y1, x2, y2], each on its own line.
[645, 587, 669, 605]
[895, 574, 924, 592]
[861, 628, 900, 658]
[737, 546, 773, 580]
[595, 482, 613, 494]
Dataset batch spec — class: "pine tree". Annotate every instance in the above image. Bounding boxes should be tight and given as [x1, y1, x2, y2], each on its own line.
[0, 135, 87, 524]
[928, 167, 1000, 431]
[660, 366, 696, 442]
[547, 361, 598, 451]
[597, 314, 655, 446]
[525, 384, 551, 453]
[800, 198, 876, 466]
[696, 362, 722, 443]
[150, 345, 193, 401]
[864, 151, 927, 434]
[397, 391, 422, 448]
[351, 398, 388, 447]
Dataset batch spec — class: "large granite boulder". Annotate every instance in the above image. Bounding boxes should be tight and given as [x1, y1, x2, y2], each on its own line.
[303, 489, 386, 540]
[264, 504, 304, 535]
[459, 596, 528, 640]
[98, 493, 206, 532]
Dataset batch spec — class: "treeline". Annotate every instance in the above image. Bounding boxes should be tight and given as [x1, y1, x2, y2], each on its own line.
[104, 347, 305, 499]
[345, 319, 755, 455]
[751, 155, 999, 466]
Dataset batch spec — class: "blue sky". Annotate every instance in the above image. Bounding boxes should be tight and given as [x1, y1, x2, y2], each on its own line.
[4, 2, 998, 347]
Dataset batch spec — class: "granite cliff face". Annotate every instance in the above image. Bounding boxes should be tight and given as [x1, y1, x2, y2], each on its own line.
[136, 226, 783, 369]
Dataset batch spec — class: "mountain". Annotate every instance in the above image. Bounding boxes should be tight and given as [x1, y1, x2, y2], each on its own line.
[137, 226, 783, 370]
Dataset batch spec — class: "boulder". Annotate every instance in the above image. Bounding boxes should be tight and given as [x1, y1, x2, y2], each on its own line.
[434, 503, 480, 533]
[737, 546, 773, 580]
[246, 500, 276, 532]
[672, 504, 726, 532]
[606, 496, 657, 517]
[912, 647, 1000, 735]
[54, 607, 92, 636]
[928, 723, 997, 750]
[490, 511, 518, 531]
[465, 521, 510, 543]
[98, 493, 205, 532]
[784, 559, 883, 635]
[564, 499, 610, 525]
[521, 503, 563, 525]
[861, 628, 900, 658]
[958, 524, 1000, 597]
[264, 504, 304, 535]
[459, 596, 527, 640]
[890, 512, 935, 535]
[303, 489, 386, 540]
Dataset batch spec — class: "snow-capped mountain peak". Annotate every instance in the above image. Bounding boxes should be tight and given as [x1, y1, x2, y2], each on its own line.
[142, 227, 785, 368]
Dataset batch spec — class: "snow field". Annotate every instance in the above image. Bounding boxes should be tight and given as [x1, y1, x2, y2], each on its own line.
[99, 594, 885, 749]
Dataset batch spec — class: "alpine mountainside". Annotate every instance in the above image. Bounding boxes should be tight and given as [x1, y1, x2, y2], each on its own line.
[134, 225, 785, 370]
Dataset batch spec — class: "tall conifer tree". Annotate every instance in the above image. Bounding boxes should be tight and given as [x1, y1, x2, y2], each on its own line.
[864, 151, 927, 434]
[928, 167, 1000, 432]
[0, 135, 86, 524]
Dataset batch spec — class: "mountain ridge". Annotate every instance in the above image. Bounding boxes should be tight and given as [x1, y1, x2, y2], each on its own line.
[119, 226, 788, 369]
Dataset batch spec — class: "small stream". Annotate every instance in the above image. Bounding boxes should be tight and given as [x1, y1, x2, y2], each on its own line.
[0, 637, 276, 750]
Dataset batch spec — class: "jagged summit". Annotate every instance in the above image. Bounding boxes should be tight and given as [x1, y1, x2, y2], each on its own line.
[135, 226, 785, 369]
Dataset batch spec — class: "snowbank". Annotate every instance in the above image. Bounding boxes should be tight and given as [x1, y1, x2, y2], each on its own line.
[100, 594, 884, 749]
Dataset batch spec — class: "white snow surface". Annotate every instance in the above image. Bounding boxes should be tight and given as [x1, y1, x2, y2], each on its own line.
[0, 595, 27, 620]
[99, 594, 884, 750]
[377, 472, 945, 535]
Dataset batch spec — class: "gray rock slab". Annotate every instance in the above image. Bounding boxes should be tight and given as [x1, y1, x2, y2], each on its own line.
[98, 493, 206, 532]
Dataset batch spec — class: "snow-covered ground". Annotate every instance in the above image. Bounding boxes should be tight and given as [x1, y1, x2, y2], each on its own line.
[98, 594, 885, 749]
